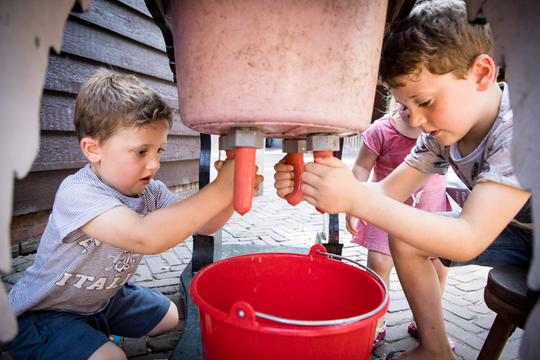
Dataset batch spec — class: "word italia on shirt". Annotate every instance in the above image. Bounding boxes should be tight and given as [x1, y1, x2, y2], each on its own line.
[55, 271, 133, 290]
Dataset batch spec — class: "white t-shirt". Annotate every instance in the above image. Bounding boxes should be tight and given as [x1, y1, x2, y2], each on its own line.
[8, 165, 179, 316]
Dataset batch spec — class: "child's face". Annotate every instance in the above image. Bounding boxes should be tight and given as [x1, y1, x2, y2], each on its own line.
[91, 120, 169, 197]
[389, 66, 480, 146]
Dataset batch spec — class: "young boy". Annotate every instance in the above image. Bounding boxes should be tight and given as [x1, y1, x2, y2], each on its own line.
[274, 1, 532, 359]
[6, 70, 263, 360]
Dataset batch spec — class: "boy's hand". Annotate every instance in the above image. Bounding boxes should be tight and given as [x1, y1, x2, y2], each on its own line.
[213, 158, 235, 194]
[273, 155, 296, 200]
[214, 159, 264, 197]
[252, 166, 264, 195]
[301, 156, 359, 214]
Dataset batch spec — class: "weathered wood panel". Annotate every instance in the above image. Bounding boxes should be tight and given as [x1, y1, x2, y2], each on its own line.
[44, 55, 181, 103]
[32, 133, 199, 171]
[61, 17, 173, 81]
[40, 89, 197, 136]
[72, 0, 165, 51]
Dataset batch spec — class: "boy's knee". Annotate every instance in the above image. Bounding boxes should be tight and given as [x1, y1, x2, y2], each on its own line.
[89, 341, 127, 360]
[147, 301, 179, 336]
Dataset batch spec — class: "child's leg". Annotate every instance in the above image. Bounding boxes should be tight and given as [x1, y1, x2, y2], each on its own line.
[5, 311, 123, 360]
[146, 300, 179, 336]
[88, 342, 127, 360]
[388, 235, 456, 360]
[367, 250, 394, 331]
[104, 281, 178, 338]
[409, 258, 450, 337]
[431, 257, 449, 294]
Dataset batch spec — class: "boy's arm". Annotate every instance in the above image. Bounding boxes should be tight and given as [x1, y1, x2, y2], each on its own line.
[301, 156, 430, 213]
[302, 156, 531, 261]
[81, 160, 237, 254]
[191, 161, 262, 235]
[347, 142, 377, 234]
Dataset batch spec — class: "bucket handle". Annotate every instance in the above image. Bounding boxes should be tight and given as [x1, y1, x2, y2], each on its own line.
[247, 247, 389, 327]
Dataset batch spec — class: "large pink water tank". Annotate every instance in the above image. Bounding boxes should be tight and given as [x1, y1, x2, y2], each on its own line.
[171, 0, 388, 139]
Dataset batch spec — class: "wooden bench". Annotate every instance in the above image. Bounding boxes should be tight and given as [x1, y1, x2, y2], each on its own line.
[477, 265, 538, 359]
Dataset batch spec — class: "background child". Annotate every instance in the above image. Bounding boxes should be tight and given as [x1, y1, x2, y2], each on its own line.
[346, 96, 450, 349]
[6, 70, 263, 360]
[274, 1, 532, 359]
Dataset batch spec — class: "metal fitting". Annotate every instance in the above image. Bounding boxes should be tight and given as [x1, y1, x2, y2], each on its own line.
[282, 139, 307, 153]
[306, 134, 340, 151]
[228, 127, 265, 149]
[218, 135, 235, 151]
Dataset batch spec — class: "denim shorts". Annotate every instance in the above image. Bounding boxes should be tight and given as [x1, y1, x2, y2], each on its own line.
[439, 211, 533, 268]
[5, 281, 171, 360]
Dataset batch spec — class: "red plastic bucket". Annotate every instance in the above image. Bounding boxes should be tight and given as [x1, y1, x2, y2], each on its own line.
[189, 244, 389, 360]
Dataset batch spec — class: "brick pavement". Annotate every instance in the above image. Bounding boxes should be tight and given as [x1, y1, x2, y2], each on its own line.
[1, 148, 523, 359]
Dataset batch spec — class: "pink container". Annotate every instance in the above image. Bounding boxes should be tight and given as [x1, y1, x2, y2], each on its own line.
[171, 0, 388, 139]
[189, 245, 389, 360]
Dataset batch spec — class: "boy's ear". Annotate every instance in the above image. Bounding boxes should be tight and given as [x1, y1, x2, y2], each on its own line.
[470, 55, 496, 91]
[80, 137, 101, 163]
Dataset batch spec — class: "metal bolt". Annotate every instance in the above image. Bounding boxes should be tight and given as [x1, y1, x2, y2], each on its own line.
[238, 310, 245, 318]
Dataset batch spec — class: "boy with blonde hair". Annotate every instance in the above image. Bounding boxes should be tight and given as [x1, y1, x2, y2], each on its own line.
[6, 70, 262, 360]
[274, 1, 532, 359]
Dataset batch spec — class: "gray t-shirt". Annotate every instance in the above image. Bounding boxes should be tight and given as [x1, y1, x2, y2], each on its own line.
[8, 165, 179, 316]
[405, 83, 532, 230]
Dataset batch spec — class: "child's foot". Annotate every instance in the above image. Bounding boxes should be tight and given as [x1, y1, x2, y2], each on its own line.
[379, 346, 456, 360]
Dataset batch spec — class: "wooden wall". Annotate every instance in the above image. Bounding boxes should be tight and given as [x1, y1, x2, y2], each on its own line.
[12, 0, 200, 216]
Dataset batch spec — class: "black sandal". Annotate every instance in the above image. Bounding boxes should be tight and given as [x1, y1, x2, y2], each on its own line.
[385, 350, 405, 359]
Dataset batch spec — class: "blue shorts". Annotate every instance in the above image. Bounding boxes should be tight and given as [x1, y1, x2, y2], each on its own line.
[5, 281, 171, 360]
[439, 211, 533, 268]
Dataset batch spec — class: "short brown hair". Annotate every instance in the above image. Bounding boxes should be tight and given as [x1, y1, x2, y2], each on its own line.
[74, 69, 173, 143]
[379, 0, 494, 87]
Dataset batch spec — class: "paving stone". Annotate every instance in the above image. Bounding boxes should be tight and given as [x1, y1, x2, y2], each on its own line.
[443, 299, 481, 321]
[468, 302, 492, 315]
[154, 271, 183, 280]
[446, 321, 486, 350]
[160, 251, 182, 266]
[171, 246, 191, 261]
[385, 309, 412, 327]
[388, 298, 410, 313]
[472, 312, 497, 330]
[136, 278, 179, 289]
[122, 337, 149, 358]
[133, 263, 153, 282]
[259, 236, 280, 246]
[462, 289, 486, 304]
[170, 264, 187, 273]
[2, 272, 24, 284]
[443, 309, 486, 335]
[442, 291, 473, 307]
[147, 331, 182, 353]
[145, 256, 168, 274]
[453, 342, 481, 360]
[455, 278, 489, 292]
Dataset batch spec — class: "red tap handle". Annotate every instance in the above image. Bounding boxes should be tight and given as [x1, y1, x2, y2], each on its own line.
[229, 147, 256, 216]
[285, 153, 304, 206]
[312, 150, 334, 214]
[225, 150, 235, 160]
[313, 150, 333, 158]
